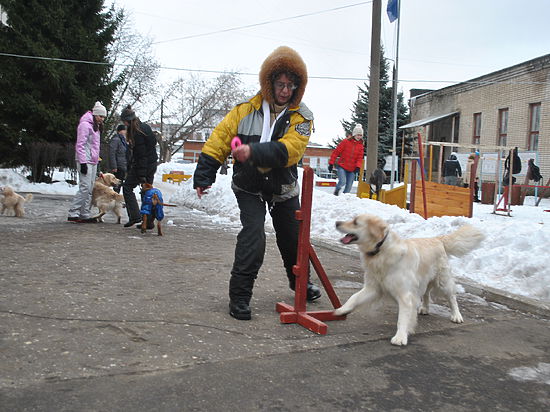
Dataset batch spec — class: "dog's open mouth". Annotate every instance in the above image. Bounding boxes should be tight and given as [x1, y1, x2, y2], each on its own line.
[340, 233, 358, 244]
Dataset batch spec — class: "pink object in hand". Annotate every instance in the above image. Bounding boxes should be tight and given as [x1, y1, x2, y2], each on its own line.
[231, 136, 242, 150]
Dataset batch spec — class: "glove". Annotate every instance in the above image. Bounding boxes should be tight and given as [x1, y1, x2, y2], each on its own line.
[355, 167, 360, 173]
[138, 176, 147, 184]
[328, 164, 333, 172]
[80, 163, 88, 175]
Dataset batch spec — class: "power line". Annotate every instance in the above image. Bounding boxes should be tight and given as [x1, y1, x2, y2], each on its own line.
[0, 52, 111, 66]
[0, 51, 369, 80]
[151, 1, 372, 45]
[1, 52, 549, 85]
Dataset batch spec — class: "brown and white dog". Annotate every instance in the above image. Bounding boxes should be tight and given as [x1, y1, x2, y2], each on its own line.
[0, 186, 33, 217]
[140, 183, 164, 236]
[334, 214, 484, 346]
[91, 173, 125, 223]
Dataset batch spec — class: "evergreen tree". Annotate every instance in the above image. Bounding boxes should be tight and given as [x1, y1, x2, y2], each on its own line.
[0, 0, 122, 180]
[341, 47, 409, 160]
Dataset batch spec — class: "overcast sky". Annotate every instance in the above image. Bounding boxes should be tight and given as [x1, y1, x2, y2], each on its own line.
[110, 0, 550, 146]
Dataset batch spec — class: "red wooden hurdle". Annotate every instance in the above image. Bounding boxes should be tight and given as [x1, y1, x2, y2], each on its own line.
[275, 167, 346, 334]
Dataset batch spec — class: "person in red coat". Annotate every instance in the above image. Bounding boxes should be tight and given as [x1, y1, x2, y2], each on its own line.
[328, 124, 364, 195]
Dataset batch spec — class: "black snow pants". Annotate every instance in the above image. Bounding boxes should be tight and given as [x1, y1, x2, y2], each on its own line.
[229, 191, 300, 304]
[122, 167, 156, 222]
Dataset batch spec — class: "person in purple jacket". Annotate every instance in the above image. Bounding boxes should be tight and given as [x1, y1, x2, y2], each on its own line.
[67, 101, 107, 223]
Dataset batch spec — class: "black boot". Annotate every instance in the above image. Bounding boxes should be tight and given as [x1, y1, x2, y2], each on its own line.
[333, 187, 340, 196]
[229, 274, 254, 320]
[288, 278, 322, 302]
[306, 282, 322, 301]
[124, 218, 141, 227]
[229, 300, 251, 320]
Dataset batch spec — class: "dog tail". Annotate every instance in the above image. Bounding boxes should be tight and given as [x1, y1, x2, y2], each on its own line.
[440, 224, 485, 257]
[25, 194, 33, 203]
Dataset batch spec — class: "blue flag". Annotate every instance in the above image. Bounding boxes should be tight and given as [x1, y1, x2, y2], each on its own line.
[387, 0, 399, 22]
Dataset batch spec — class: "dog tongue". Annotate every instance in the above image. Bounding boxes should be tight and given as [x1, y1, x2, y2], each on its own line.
[340, 234, 355, 244]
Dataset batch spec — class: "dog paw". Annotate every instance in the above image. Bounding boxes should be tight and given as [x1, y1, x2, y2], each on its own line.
[333, 307, 350, 316]
[450, 313, 464, 323]
[418, 306, 429, 315]
[391, 333, 408, 346]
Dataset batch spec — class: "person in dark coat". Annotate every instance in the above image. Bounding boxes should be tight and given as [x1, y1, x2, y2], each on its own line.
[120, 105, 158, 227]
[109, 124, 128, 193]
[443, 152, 462, 186]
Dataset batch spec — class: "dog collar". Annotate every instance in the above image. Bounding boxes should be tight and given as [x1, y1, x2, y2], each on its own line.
[366, 231, 389, 257]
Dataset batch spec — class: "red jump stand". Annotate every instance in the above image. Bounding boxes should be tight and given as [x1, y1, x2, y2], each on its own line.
[275, 167, 346, 334]
[495, 185, 512, 213]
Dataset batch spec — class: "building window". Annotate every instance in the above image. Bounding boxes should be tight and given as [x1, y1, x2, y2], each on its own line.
[498, 108, 508, 146]
[473, 113, 481, 145]
[528, 103, 541, 151]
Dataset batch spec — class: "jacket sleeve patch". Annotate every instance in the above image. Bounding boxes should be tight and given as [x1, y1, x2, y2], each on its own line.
[295, 122, 311, 137]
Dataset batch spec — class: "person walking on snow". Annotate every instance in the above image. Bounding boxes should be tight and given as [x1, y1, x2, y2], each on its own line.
[328, 124, 364, 195]
[67, 101, 107, 223]
[443, 152, 462, 186]
[193, 46, 321, 321]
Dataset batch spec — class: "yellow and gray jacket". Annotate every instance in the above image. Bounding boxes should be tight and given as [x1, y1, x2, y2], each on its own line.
[193, 46, 313, 201]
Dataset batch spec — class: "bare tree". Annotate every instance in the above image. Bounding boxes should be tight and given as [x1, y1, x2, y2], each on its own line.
[154, 72, 249, 163]
[104, 12, 160, 138]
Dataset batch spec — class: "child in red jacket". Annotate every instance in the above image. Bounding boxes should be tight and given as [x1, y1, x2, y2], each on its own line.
[328, 124, 364, 195]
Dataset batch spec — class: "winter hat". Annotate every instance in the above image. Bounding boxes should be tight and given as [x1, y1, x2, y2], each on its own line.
[352, 124, 364, 136]
[116, 124, 126, 132]
[259, 46, 308, 107]
[92, 101, 107, 117]
[120, 105, 136, 122]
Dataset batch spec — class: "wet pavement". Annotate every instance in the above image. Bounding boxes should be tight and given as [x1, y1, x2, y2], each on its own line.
[0, 193, 549, 411]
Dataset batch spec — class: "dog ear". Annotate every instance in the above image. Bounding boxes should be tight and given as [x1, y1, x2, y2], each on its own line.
[368, 217, 388, 242]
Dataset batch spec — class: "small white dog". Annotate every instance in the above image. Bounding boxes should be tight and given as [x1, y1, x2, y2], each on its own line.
[334, 214, 484, 346]
[91, 173, 125, 223]
[0, 186, 33, 217]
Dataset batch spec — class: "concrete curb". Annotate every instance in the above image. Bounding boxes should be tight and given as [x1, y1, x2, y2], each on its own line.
[312, 238, 550, 320]
[455, 276, 550, 319]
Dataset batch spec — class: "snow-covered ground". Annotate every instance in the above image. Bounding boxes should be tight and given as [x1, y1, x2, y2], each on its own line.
[2, 162, 549, 304]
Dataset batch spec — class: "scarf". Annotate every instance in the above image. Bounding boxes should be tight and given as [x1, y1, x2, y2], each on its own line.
[261, 100, 287, 143]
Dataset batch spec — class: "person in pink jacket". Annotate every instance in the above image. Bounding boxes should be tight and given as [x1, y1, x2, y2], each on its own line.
[67, 101, 107, 223]
[328, 124, 364, 195]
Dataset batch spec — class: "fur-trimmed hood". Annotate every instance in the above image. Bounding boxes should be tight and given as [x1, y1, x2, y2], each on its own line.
[259, 46, 308, 107]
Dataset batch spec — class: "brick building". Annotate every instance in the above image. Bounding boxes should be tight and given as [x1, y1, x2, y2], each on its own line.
[401, 54, 550, 182]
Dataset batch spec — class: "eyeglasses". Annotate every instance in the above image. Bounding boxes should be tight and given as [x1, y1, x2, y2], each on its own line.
[274, 81, 297, 91]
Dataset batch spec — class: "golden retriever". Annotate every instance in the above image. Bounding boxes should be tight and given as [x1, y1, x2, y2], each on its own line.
[92, 173, 125, 223]
[0, 186, 33, 217]
[334, 214, 485, 346]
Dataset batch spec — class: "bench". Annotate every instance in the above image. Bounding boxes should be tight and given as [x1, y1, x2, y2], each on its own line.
[315, 181, 336, 187]
[162, 171, 192, 184]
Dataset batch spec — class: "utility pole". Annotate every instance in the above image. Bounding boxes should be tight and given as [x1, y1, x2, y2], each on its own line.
[366, 0, 381, 181]
[390, 0, 402, 188]
[160, 98, 164, 135]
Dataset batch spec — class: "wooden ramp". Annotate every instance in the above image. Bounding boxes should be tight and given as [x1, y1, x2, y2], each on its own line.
[357, 182, 407, 209]
[411, 181, 472, 218]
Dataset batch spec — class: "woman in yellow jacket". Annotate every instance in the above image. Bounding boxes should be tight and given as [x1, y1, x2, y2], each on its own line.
[193, 46, 321, 320]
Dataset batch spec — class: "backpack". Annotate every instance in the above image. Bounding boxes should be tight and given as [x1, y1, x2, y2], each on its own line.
[528, 159, 543, 182]
[504, 147, 522, 174]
